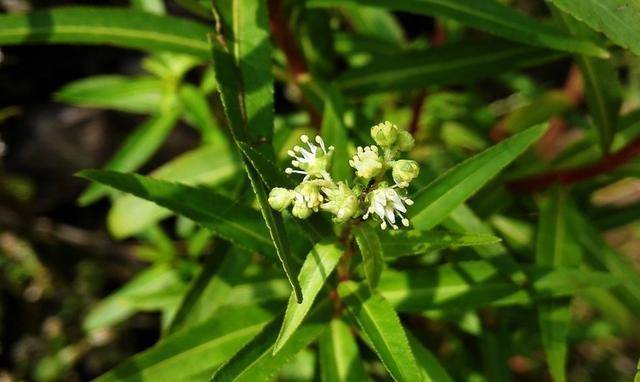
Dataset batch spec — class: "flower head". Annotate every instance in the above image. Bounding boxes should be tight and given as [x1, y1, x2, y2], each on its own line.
[392, 160, 420, 188]
[286, 135, 334, 180]
[364, 186, 413, 230]
[321, 182, 359, 222]
[371, 121, 399, 147]
[349, 145, 383, 179]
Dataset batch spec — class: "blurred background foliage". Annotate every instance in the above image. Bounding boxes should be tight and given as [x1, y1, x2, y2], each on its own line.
[0, 0, 639, 381]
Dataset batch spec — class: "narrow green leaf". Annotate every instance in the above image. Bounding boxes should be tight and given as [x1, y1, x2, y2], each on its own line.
[319, 318, 369, 382]
[410, 123, 548, 230]
[211, 302, 330, 382]
[308, 0, 609, 57]
[548, 0, 640, 56]
[84, 264, 185, 332]
[212, 28, 301, 302]
[179, 84, 224, 143]
[107, 142, 238, 238]
[338, 281, 421, 382]
[568, 204, 640, 315]
[55, 75, 164, 114]
[274, 241, 343, 354]
[319, 83, 351, 181]
[340, 4, 405, 45]
[131, 0, 166, 14]
[168, 246, 252, 335]
[635, 357, 640, 382]
[499, 91, 572, 135]
[338, 40, 565, 95]
[353, 225, 384, 290]
[553, 6, 622, 153]
[0, 7, 211, 58]
[95, 305, 276, 382]
[228, 0, 274, 142]
[407, 333, 454, 382]
[79, 108, 181, 206]
[379, 261, 617, 312]
[78, 170, 276, 258]
[378, 228, 501, 259]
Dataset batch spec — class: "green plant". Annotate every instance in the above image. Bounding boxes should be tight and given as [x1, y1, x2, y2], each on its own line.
[2, 0, 640, 380]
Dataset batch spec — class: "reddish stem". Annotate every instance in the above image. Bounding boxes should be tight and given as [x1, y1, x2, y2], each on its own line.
[509, 137, 640, 192]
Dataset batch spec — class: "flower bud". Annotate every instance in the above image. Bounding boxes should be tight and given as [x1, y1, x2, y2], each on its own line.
[395, 131, 415, 152]
[268, 187, 295, 211]
[392, 160, 420, 187]
[349, 146, 383, 179]
[371, 121, 398, 147]
[295, 181, 323, 211]
[321, 182, 359, 223]
[291, 199, 313, 219]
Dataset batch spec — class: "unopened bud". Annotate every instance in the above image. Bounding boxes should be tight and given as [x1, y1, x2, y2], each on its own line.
[392, 160, 419, 187]
[268, 187, 295, 211]
[395, 131, 415, 152]
[371, 121, 398, 147]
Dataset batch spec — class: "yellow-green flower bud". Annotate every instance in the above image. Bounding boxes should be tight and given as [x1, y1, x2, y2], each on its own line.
[349, 145, 383, 179]
[392, 160, 420, 187]
[395, 131, 415, 152]
[268, 187, 296, 211]
[291, 198, 313, 219]
[295, 181, 323, 211]
[321, 182, 359, 223]
[371, 121, 398, 147]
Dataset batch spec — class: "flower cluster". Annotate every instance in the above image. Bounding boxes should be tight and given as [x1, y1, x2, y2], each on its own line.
[268, 122, 419, 230]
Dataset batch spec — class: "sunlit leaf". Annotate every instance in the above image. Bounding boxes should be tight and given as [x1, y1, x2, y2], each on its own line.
[0, 7, 211, 58]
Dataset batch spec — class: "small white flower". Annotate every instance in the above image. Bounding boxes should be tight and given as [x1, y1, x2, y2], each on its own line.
[363, 186, 413, 230]
[285, 135, 334, 180]
[321, 182, 359, 223]
[349, 146, 383, 179]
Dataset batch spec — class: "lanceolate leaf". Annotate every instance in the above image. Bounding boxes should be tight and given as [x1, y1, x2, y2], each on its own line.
[536, 187, 581, 382]
[407, 332, 454, 382]
[274, 241, 344, 354]
[443, 205, 527, 285]
[553, 7, 622, 153]
[379, 261, 617, 312]
[84, 264, 185, 332]
[211, 302, 331, 382]
[79, 108, 181, 206]
[168, 246, 252, 335]
[212, 5, 302, 302]
[0, 7, 211, 58]
[308, 0, 609, 57]
[353, 225, 384, 290]
[55, 75, 164, 114]
[107, 142, 238, 238]
[338, 41, 565, 95]
[78, 170, 276, 258]
[568, 204, 640, 312]
[319, 318, 369, 382]
[94, 305, 276, 382]
[378, 228, 501, 259]
[338, 281, 421, 382]
[410, 123, 548, 230]
[547, 0, 640, 56]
